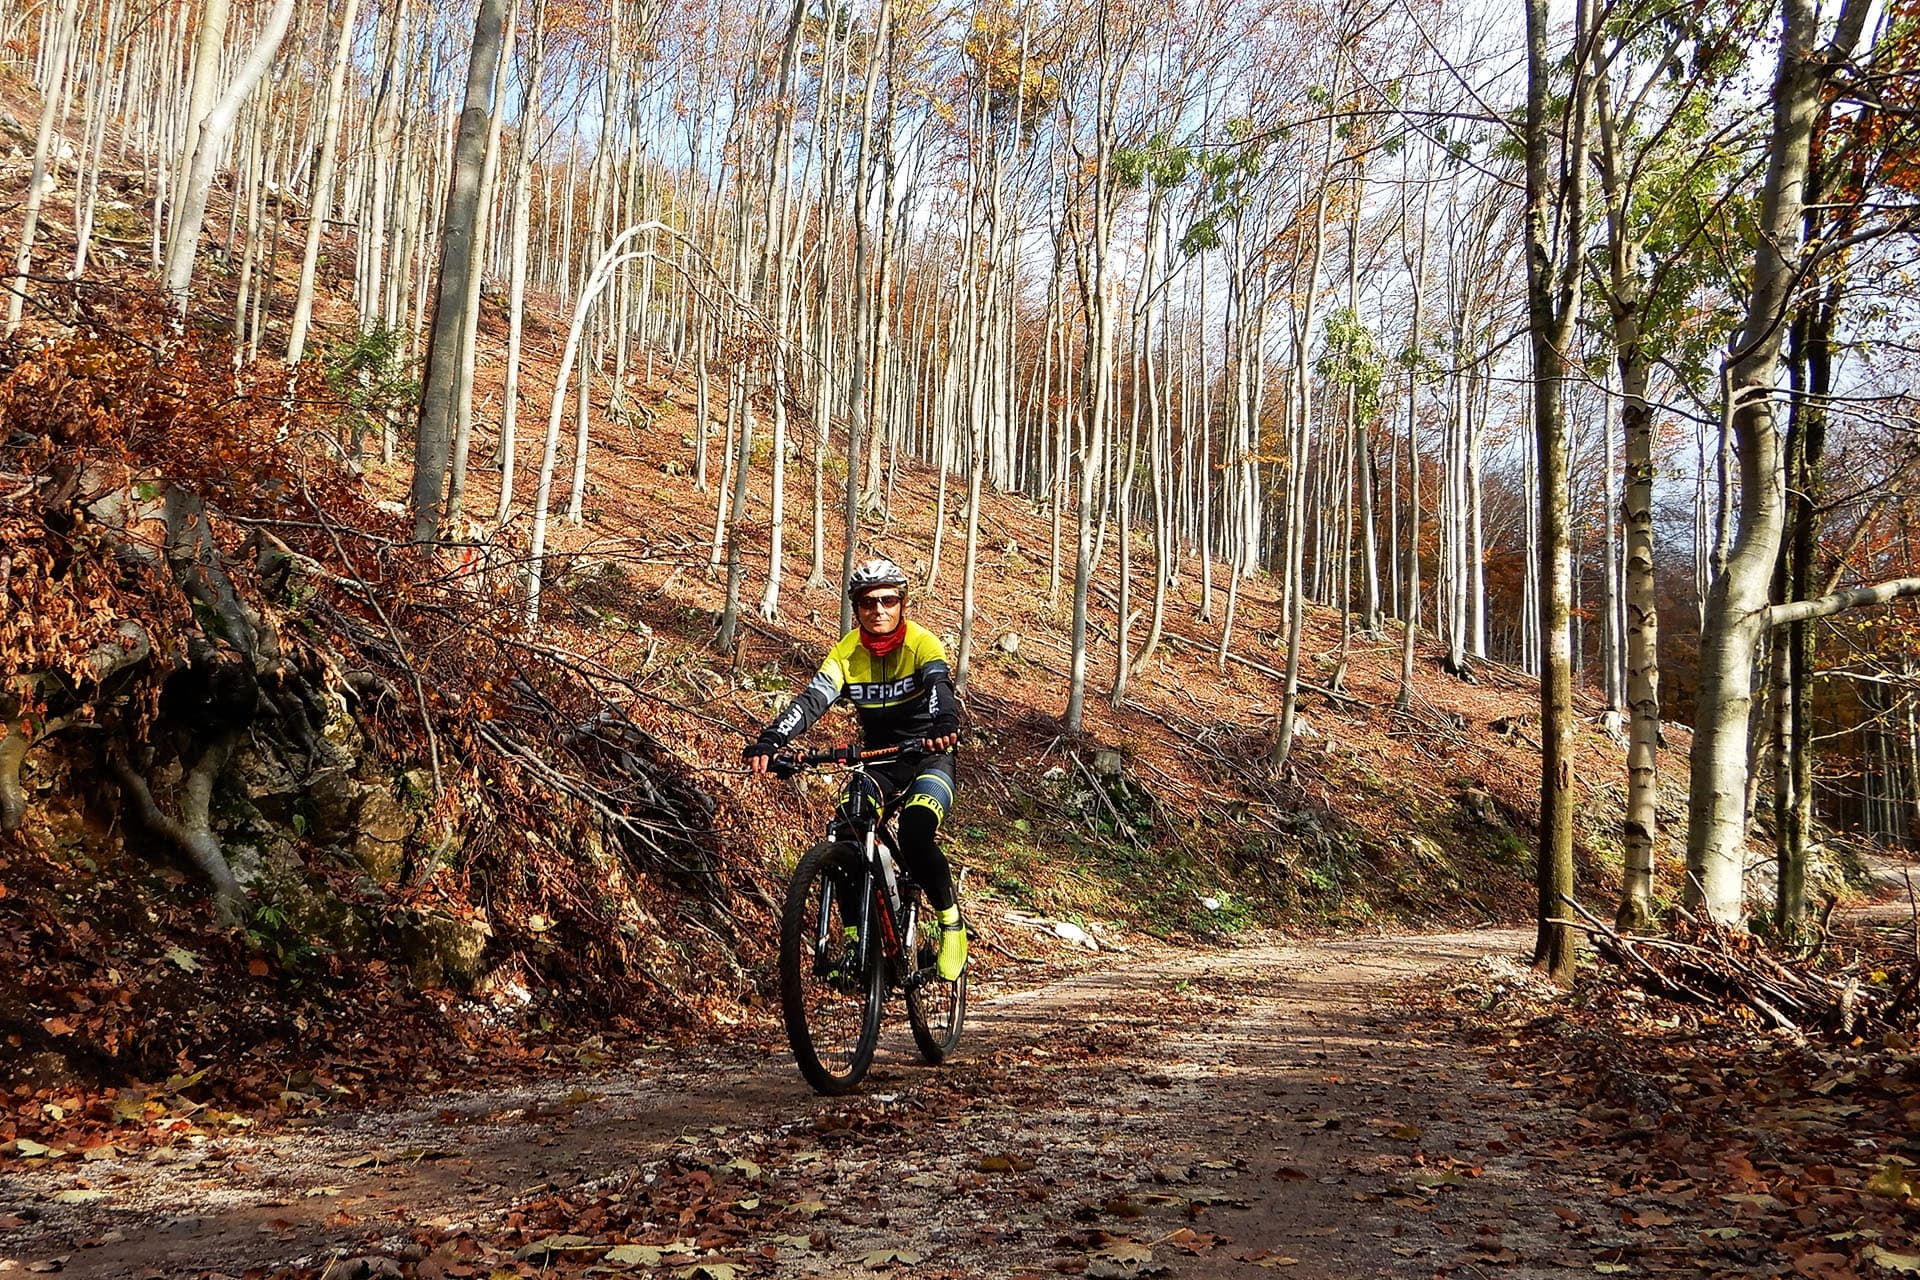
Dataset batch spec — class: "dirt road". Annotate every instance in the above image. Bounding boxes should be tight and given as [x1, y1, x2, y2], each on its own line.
[2, 927, 1634, 1279]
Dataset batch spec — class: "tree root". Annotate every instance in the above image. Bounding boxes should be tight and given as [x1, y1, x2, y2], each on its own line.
[0, 727, 28, 834]
[1, 622, 151, 834]
[109, 741, 246, 927]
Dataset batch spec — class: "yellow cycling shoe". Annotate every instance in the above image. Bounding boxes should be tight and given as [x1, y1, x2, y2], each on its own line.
[935, 906, 968, 981]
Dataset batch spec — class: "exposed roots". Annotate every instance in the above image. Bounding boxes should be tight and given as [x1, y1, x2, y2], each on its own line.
[1, 621, 150, 834]
[110, 741, 247, 927]
[0, 727, 26, 834]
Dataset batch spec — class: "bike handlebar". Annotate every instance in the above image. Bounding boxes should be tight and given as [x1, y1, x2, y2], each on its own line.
[769, 740, 927, 777]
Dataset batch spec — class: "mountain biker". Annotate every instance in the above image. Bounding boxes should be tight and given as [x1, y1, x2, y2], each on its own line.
[744, 557, 968, 981]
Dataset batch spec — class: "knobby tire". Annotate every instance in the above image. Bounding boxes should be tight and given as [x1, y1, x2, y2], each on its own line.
[904, 899, 966, 1063]
[780, 841, 883, 1094]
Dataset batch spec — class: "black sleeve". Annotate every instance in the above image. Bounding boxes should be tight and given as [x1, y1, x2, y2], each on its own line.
[922, 657, 960, 736]
[760, 668, 842, 747]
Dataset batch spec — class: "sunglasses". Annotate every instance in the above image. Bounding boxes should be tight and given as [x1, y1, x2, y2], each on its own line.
[855, 593, 904, 609]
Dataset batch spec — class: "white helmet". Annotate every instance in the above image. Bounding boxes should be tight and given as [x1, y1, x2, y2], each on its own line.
[846, 556, 909, 600]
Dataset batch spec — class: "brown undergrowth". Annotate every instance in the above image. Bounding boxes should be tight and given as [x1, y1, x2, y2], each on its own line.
[1408, 905, 1920, 1279]
[0, 286, 773, 1153]
[0, 131, 1704, 1147]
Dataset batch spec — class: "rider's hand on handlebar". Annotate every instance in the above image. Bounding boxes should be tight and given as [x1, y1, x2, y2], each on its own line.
[924, 714, 960, 754]
[743, 739, 780, 774]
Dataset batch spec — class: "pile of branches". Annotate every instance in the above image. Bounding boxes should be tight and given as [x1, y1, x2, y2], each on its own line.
[1, 284, 766, 1038]
[1572, 900, 1920, 1040]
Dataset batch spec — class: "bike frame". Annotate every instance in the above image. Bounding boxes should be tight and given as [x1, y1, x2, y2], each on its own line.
[830, 763, 925, 991]
[782, 743, 930, 992]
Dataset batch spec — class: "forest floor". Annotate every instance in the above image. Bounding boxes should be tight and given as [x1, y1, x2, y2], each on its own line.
[5, 893, 1919, 1280]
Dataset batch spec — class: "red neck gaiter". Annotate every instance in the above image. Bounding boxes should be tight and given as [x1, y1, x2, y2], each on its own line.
[861, 623, 906, 658]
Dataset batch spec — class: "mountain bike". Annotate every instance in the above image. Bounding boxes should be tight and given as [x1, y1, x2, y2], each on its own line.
[771, 741, 967, 1094]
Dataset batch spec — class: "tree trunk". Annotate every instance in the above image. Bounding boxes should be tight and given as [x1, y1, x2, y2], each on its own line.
[1685, 0, 1868, 922]
[160, 0, 296, 314]
[5, 0, 80, 335]
[285, 0, 364, 364]
[410, 0, 511, 543]
[1523, 0, 1593, 983]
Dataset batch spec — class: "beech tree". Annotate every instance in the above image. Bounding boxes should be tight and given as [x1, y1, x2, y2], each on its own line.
[1685, 0, 1872, 923]
[411, 0, 512, 544]
[1522, 0, 1597, 981]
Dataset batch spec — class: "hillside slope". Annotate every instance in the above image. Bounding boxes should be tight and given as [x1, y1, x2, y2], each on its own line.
[418, 291, 1685, 939]
[0, 91, 1699, 1125]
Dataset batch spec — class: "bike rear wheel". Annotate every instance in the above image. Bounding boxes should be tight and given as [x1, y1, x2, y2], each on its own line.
[780, 841, 883, 1094]
[904, 901, 967, 1064]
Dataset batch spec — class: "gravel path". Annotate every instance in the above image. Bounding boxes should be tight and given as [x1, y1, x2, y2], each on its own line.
[2, 925, 1620, 1279]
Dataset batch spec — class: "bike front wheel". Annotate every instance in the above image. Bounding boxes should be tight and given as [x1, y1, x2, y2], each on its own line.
[904, 905, 967, 1064]
[780, 841, 883, 1094]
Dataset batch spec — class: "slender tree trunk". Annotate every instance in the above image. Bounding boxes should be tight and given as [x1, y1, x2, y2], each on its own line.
[410, 0, 511, 543]
[1523, 0, 1594, 982]
[1686, 0, 1868, 922]
[495, 2, 548, 523]
[285, 0, 364, 364]
[1617, 350, 1660, 928]
[6, 0, 80, 335]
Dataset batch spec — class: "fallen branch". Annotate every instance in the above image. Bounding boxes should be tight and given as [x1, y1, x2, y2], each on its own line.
[1563, 893, 1906, 1038]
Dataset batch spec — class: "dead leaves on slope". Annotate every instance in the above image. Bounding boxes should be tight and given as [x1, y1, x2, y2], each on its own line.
[1412, 929, 1920, 1280]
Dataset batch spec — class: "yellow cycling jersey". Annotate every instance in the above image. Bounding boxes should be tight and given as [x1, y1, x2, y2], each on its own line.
[764, 621, 956, 749]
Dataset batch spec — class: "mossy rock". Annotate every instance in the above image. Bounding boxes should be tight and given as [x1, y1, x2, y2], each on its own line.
[400, 910, 493, 989]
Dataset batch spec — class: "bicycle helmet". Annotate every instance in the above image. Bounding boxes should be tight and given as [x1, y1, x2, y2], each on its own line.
[846, 556, 910, 600]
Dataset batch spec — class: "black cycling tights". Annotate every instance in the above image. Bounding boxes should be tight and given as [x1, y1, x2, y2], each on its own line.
[896, 805, 956, 913]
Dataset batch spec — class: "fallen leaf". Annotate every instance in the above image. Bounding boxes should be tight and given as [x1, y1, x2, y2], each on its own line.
[1864, 1162, 1915, 1200]
[860, 1248, 923, 1269]
[1867, 1246, 1920, 1274]
[675, 1265, 742, 1280]
[1091, 1243, 1153, 1265]
[516, 1234, 594, 1261]
[1719, 1193, 1785, 1210]
[602, 1245, 665, 1267]
[50, 1189, 107, 1204]
[163, 947, 201, 973]
[765, 1234, 813, 1249]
